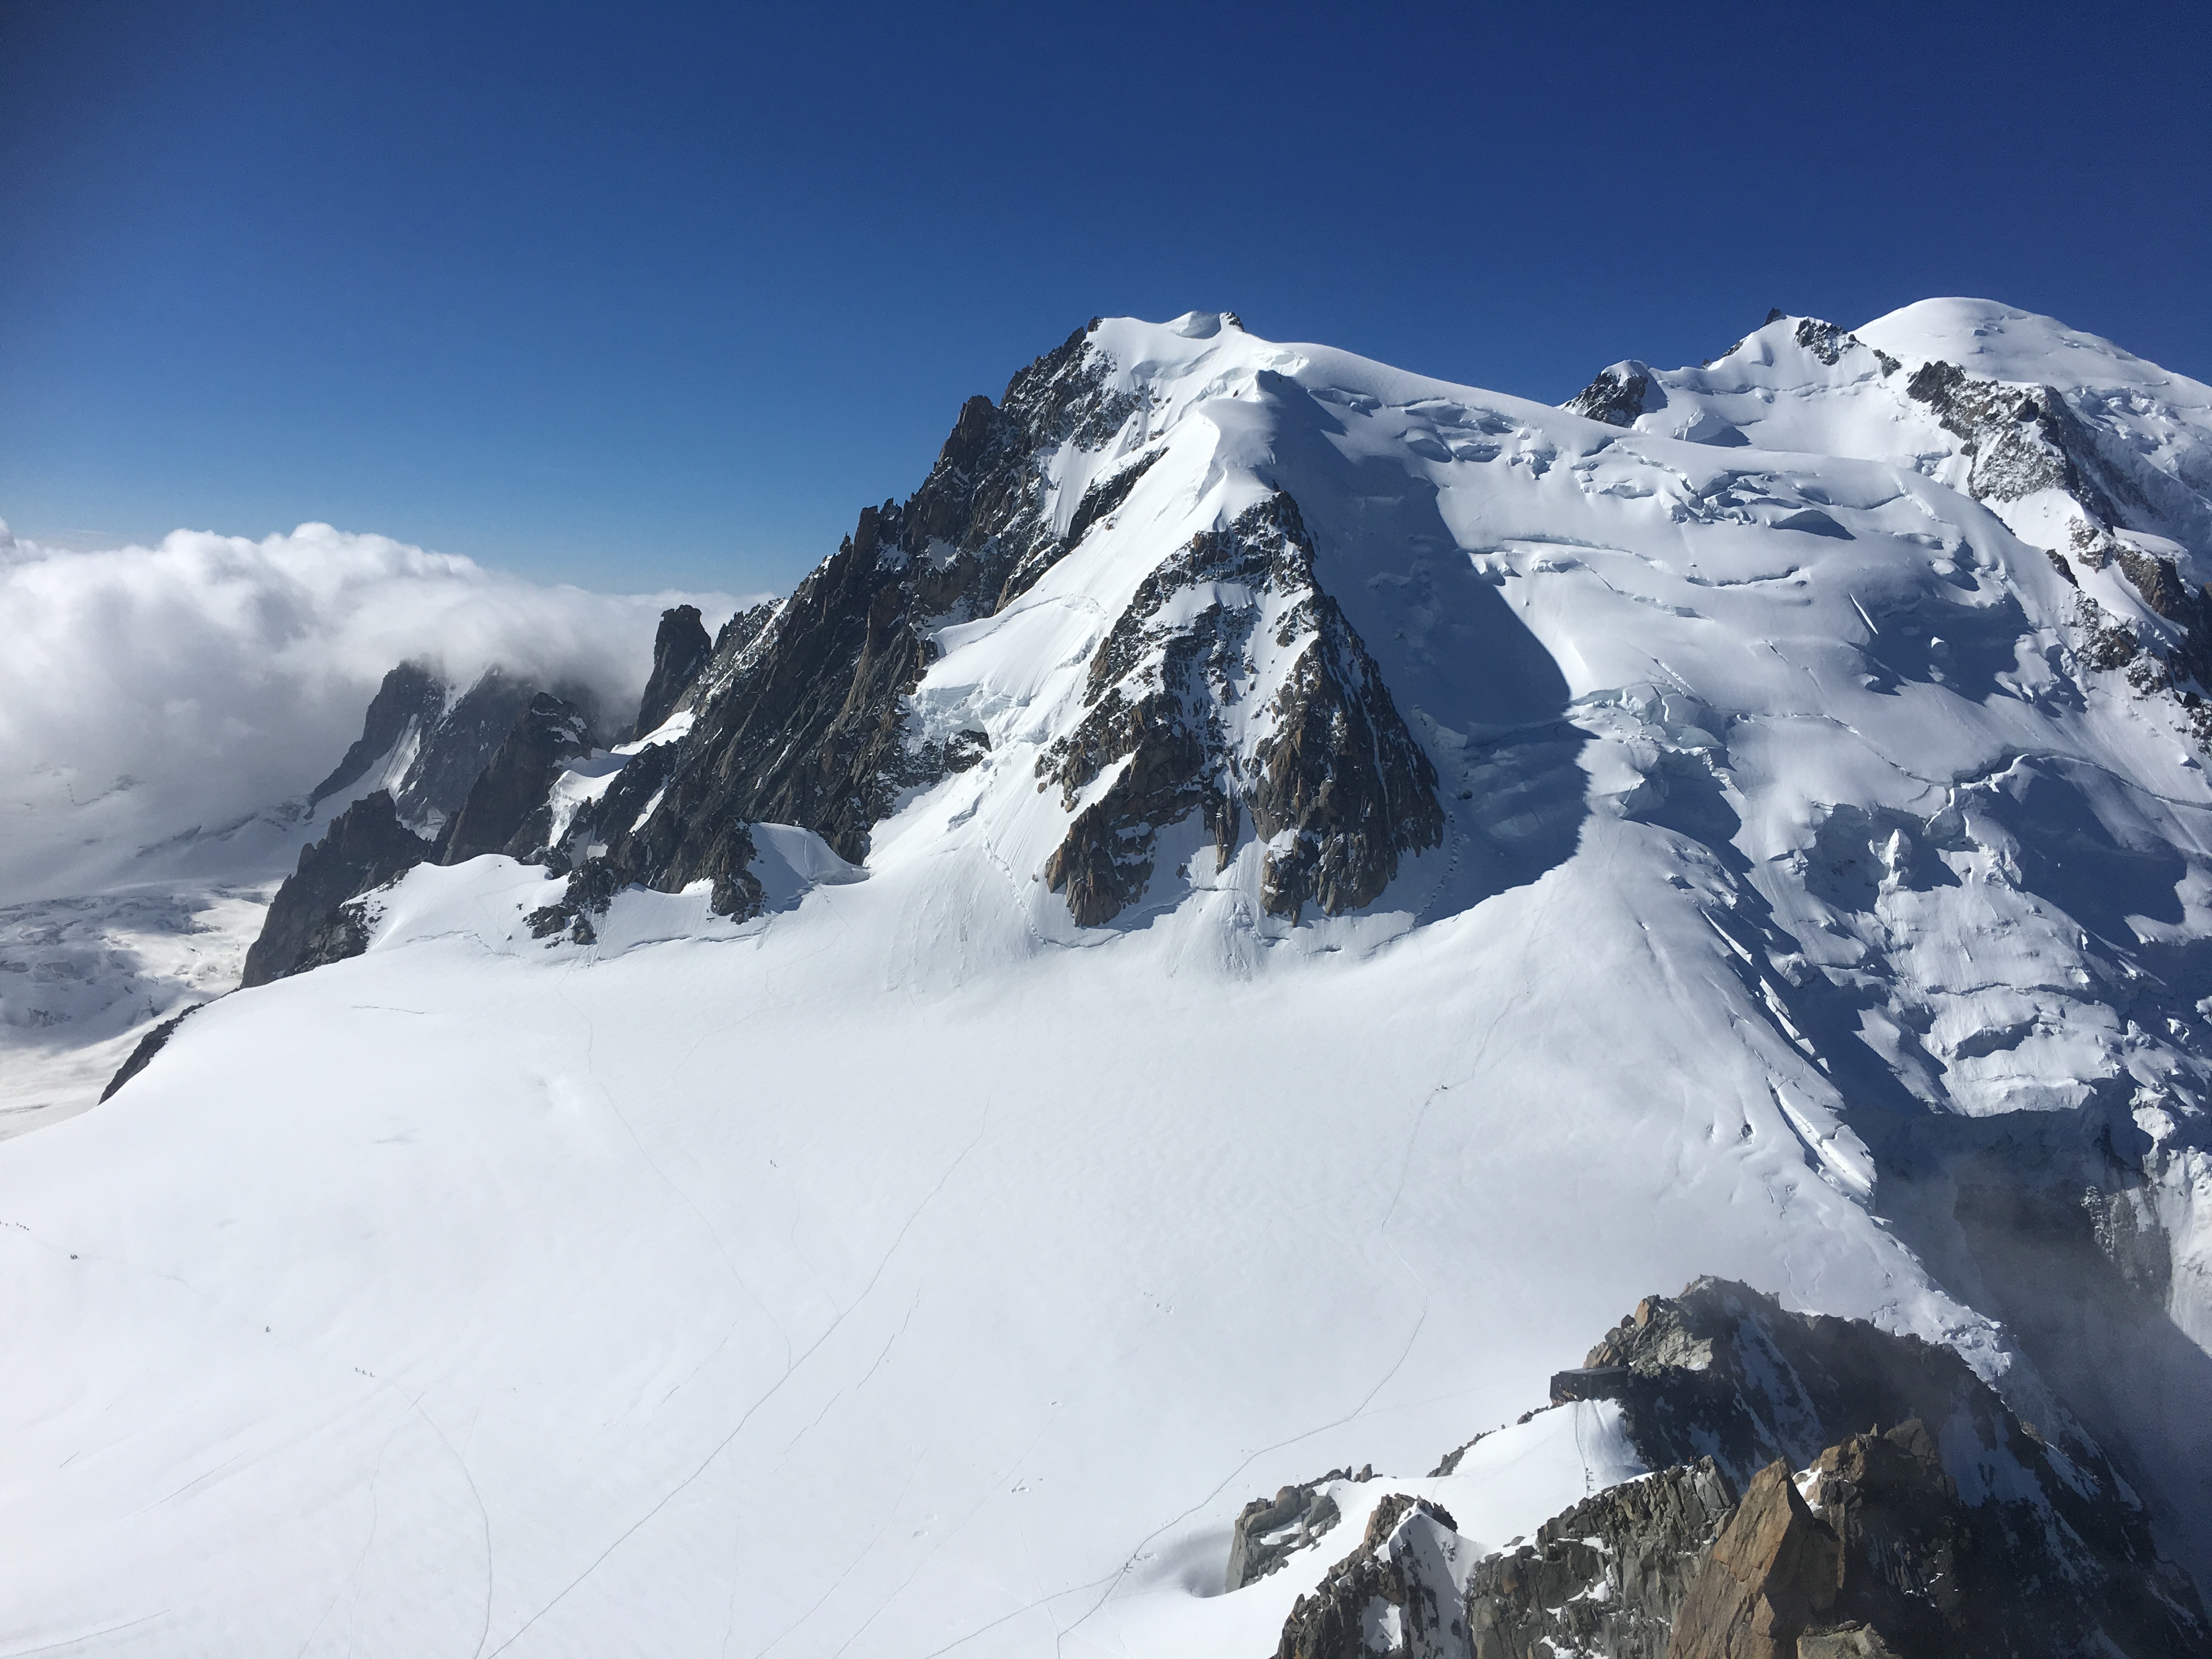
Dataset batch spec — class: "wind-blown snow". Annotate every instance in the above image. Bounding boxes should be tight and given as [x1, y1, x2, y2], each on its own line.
[3, 303, 2211, 1655]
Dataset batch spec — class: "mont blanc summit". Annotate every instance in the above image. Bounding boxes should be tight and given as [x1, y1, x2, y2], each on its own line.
[9, 302, 2212, 1657]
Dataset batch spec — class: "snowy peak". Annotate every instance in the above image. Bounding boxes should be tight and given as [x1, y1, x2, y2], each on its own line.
[39, 300, 2212, 1655]
[1564, 309, 1903, 444]
[1562, 300, 2212, 736]
[1571, 298, 2212, 562]
[1860, 296, 2207, 398]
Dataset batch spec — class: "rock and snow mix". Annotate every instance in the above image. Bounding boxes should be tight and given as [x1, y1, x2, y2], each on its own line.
[0, 527, 737, 1132]
[5, 300, 2212, 1655]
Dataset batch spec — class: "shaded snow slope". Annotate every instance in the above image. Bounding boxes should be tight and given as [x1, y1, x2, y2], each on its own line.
[8, 306, 2212, 1655]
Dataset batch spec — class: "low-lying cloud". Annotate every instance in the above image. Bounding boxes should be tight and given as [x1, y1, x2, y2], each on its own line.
[0, 518, 753, 895]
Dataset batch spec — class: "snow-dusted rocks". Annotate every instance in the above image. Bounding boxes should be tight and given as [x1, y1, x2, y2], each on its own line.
[304, 662, 445, 812]
[562, 322, 1160, 900]
[1277, 1494, 1470, 1659]
[18, 300, 2212, 1656]
[1039, 493, 1441, 923]
[441, 691, 597, 864]
[1463, 1459, 1733, 1659]
[236, 791, 435, 988]
[1273, 1280, 2205, 1659]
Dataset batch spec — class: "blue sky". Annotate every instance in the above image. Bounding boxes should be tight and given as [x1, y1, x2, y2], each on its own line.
[4, 0, 2207, 593]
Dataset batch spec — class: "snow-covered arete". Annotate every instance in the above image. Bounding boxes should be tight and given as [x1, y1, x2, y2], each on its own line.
[5, 302, 2212, 1655]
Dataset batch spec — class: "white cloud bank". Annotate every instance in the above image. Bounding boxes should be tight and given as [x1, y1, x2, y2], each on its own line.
[0, 518, 752, 899]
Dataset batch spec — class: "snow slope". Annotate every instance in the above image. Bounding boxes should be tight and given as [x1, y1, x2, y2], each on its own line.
[5, 304, 2212, 1655]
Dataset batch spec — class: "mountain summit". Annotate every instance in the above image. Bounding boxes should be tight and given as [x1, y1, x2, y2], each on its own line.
[15, 302, 2212, 1656]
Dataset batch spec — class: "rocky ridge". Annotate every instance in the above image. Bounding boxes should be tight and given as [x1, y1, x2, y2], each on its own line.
[238, 791, 433, 988]
[306, 661, 444, 811]
[1258, 1280, 2206, 1659]
[569, 323, 1147, 895]
[526, 318, 1443, 929]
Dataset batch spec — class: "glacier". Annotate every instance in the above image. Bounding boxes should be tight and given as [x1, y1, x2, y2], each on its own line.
[3, 300, 2211, 1655]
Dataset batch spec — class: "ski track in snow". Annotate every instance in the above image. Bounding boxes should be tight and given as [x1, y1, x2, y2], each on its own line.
[9, 300, 2212, 1653]
[486, 1110, 991, 1658]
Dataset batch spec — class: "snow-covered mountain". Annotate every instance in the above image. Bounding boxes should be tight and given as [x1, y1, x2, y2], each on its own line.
[8, 301, 2212, 1656]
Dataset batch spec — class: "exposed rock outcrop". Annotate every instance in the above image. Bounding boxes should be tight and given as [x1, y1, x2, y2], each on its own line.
[307, 661, 445, 809]
[523, 857, 628, 946]
[1277, 1495, 1469, 1659]
[1903, 354, 2212, 723]
[1666, 1460, 1841, 1659]
[1570, 1277, 2205, 1654]
[99, 1002, 205, 1101]
[1788, 316, 1898, 375]
[289, 895, 382, 974]
[441, 693, 596, 865]
[1273, 1281, 2207, 1659]
[1229, 1480, 1346, 1592]
[1905, 359, 2154, 524]
[240, 792, 435, 986]
[1037, 493, 1442, 924]
[579, 324, 1141, 900]
[1465, 1460, 1734, 1659]
[305, 661, 601, 836]
[629, 605, 712, 740]
[1566, 362, 1655, 427]
[387, 666, 540, 830]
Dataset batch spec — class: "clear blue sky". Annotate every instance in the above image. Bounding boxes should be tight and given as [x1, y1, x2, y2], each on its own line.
[4, 0, 2207, 592]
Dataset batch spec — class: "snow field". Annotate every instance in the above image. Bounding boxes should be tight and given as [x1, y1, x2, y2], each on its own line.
[7, 298, 2212, 1651]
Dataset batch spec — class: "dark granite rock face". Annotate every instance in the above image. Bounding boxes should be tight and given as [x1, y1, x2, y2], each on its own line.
[629, 605, 712, 741]
[1466, 1460, 1733, 1659]
[584, 324, 1153, 907]
[1037, 494, 1442, 925]
[1790, 316, 1898, 375]
[99, 1002, 205, 1101]
[1566, 362, 1655, 427]
[1555, 1282, 2203, 1657]
[308, 662, 445, 810]
[1269, 1282, 2205, 1659]
[387, 667, 540, 830]
[290, 899, 375, 972]
[709, 600, 776, 661]
[441, 693, 595, 865]
[240, 791, 435, 986]
[1277, 1495, 1469, 1659]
